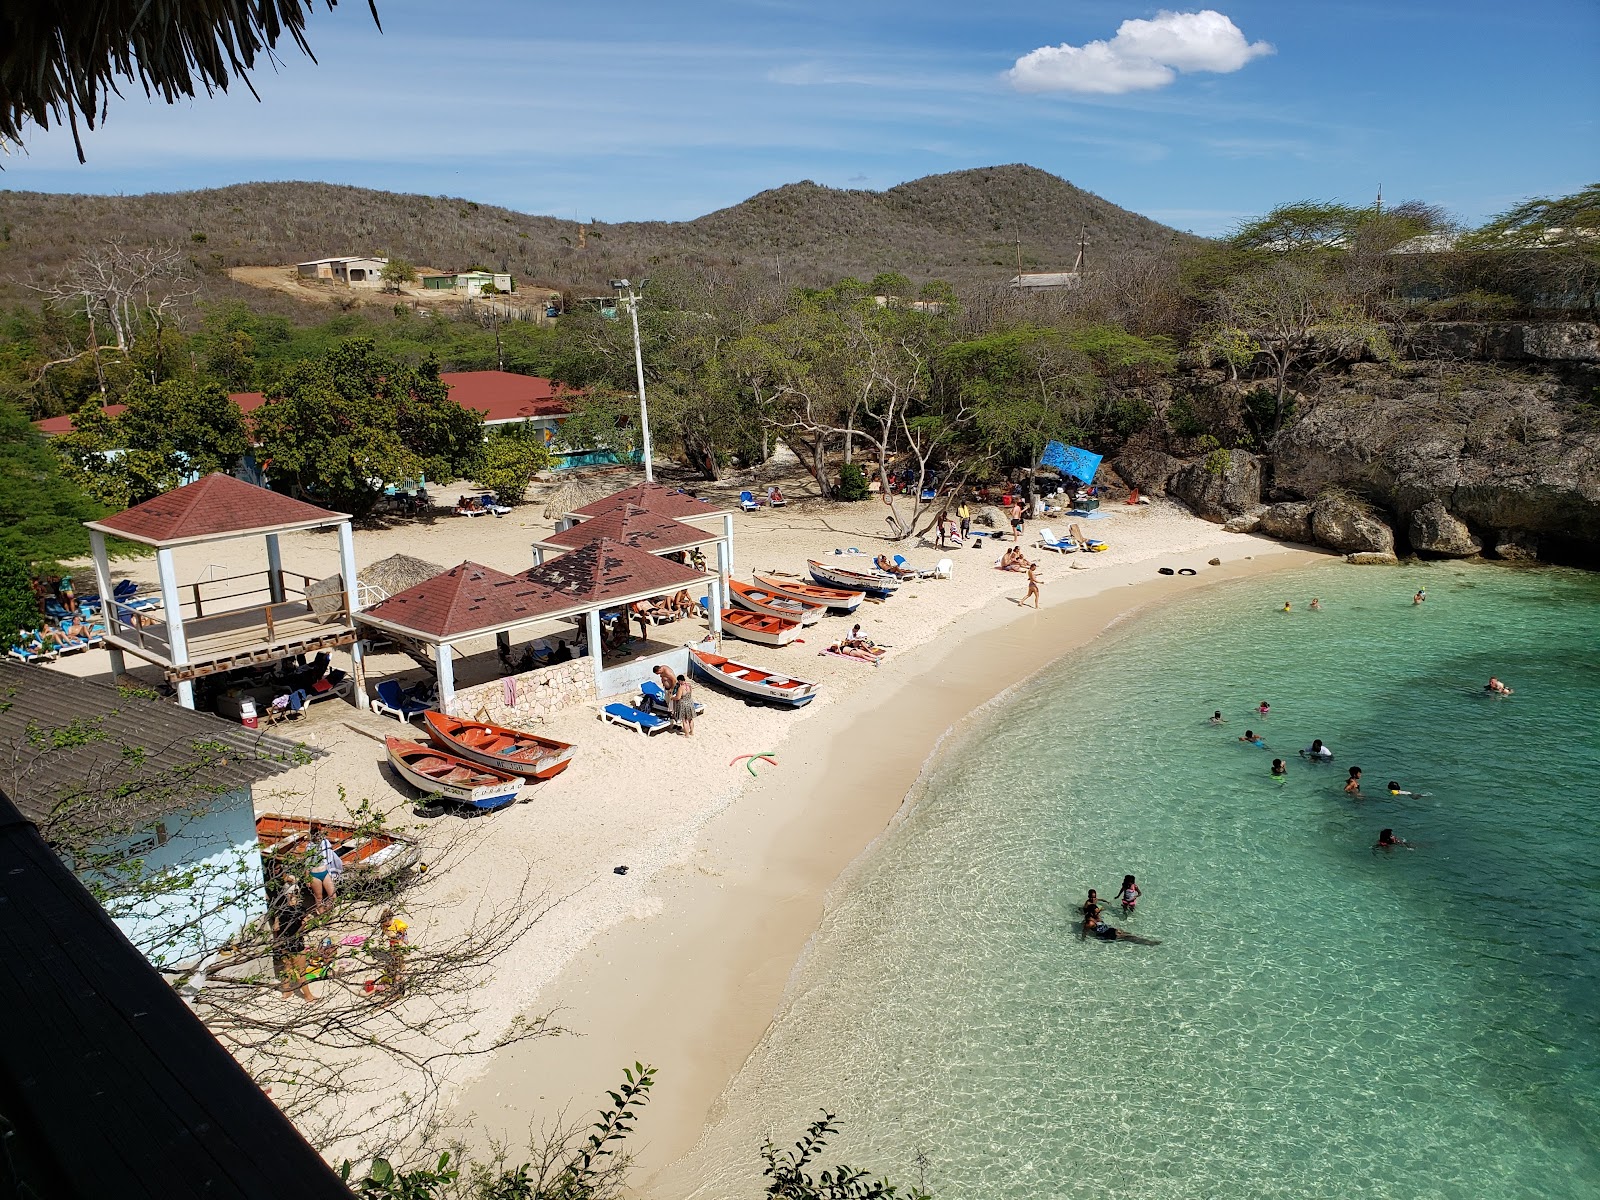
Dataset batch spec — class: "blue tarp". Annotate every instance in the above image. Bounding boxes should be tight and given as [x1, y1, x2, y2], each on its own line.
[1041, 442, 1102, 485]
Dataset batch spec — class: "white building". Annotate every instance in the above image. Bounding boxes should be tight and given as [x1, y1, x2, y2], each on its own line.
[296, 256, 390, 287]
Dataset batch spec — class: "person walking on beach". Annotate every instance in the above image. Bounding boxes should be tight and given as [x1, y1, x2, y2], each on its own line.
[1345, 766, 1364, 796]
[1008, 500, 1024, 541]
[1024, 562, 1041, 608]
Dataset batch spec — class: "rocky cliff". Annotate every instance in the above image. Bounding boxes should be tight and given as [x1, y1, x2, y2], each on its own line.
[1113, 322, 1600, 568]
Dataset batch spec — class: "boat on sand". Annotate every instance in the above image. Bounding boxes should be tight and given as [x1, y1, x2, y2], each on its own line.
[385, 737, 522, 809]
[807, 559, 901, 598]
[728, 578, 825, 625]
[256, 812, 421, 884]
[718, 608, 803, 647]
[688, 648, 819, 707]
[751, 573, 865, 614]
[421, 711, 575, 780]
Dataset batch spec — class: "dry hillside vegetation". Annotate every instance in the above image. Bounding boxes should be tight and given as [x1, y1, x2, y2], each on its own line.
[0, 165, 1193, 311]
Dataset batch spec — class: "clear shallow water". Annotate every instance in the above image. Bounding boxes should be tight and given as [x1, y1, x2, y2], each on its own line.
[682, 561, 1600, 1200]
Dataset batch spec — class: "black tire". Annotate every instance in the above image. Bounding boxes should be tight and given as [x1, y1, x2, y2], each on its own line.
[1178, 568, 1197, 576]
[413, 802, 449, 819]
[1158, 567, 1176, 576]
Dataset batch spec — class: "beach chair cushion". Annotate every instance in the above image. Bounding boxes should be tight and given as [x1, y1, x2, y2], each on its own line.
[373, 680, 427, 720]
[601, 702, 670, 735]
[739, 490, 760, 511]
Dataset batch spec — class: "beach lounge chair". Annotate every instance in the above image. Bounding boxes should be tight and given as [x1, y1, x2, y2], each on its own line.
[477, 494, 511, 516]
[767, 487, 787, 507]
[739, 490, 761, 512]
[640, 679, 703, 718]
[1069, 523, 1107, 552]
[891, 554, 932, 579]
[600, 702, 670, 736]
[1037, 527, 1079, 554]
[931, 557, 954, 579]
[372, 680, 429, 722]
[8, 638, 57, 664]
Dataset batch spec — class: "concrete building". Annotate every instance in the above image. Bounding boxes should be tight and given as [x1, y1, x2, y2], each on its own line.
[423, 270, 515, 296]
[296, 256, 389, 286]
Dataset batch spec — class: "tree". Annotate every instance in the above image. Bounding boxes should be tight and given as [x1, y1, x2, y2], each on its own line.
[762, 1113, 931, 1200]
[56, 378, 252, 507]
[0, 546, 37, 641]
[0, 400, 107, 561]
[382, 258, 419, 293]
[252, 339, 483, 517]
[1461, 184, 1600, 253]
[1207, 258, 1390, 443]
[472, 425, 554, 505]
[2, 0, 381, 159]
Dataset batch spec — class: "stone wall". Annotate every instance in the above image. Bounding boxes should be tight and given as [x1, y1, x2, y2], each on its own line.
[445, 659, 596, 725]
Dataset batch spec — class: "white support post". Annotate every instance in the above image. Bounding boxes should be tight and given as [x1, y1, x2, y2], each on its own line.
[435, 643, 456, 714]
[532, 545, 546, 567]
[585, 608, 603, 690]
[715, 536, 729, 608]
[88, 530, 126, 677]
[156, 547, 193, 709]
[721, 514, 735, 594]
[336, 521, 361, 614]
[264, 533, 285, 604]
[708, 577, 723, 639]
[348, 638, 367, 710]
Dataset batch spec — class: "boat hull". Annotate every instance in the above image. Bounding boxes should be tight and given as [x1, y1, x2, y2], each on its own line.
[689, 649, 818, 707]
[385, 737, 522, 808]
[806, 559, 900, 598]
[256, 813, 420, 879]
[752, 574, 864, 614]
[728, 579, 824, 625]
[718, 608, 802, 647]
[422, 711, 576, 780]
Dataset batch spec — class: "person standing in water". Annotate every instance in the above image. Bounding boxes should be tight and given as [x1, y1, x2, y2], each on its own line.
[1209, 711, 1225, 725]
[1309, 598, 1322, 611]
[1257, 701, 1271, 718]
[1300, 738, 1334, 761]
[1344, 766, 1364, 796]
[1413, 589, 1427, 605]
[1081, 890, 1104, 922]
[1271, 758, 1288, 777]
[1117, 875, 1140, 914]
[1374, 828, 1414, 851]
[1280, 601, 1292, 612]
[1486, 676, 1514, 695]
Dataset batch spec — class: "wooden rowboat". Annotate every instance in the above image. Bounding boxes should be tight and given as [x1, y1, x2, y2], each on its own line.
[688, 648, 819, 707]
[256, 812, 421, 882]
[421, 711, 575, 780]
[807, 559, 901, 598]
[752, 573, 865, 614]
[386, 736, 523, 809]
[727, 578, 825, 625]
[718, 607, 803, 647]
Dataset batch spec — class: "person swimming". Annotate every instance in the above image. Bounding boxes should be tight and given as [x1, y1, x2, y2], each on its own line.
[1344, 766, 1363, 795]
[1081, 889, 1103, 921]
[1299, 738, 1334, 761]
[1239, 730, 1266, 747]
[1374, 828, 1413, 851]
[1309, 598, 1322, 611]
[1386, 781, 1415, 796]
[1486, 676, 1514, 695]
[1257, 701, 1271, 717]
[1117, 875, 1140, 914]
[1081, 909, 1161, 945]
[1280, 601, 1292, 612]
[1413, 589, 1426, 605]
[1209, 710, 1224, 725]
[1271, 758, 1288, 777]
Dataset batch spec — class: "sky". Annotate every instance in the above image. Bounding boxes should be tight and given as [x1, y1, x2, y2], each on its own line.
[4, 1, 1597, 236]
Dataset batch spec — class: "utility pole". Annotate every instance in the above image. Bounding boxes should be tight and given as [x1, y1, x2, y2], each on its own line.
[1072, 226, 1089, 274]
[613, 278, 654, 482]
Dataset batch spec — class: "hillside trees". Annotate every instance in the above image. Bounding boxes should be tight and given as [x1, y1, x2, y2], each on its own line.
[55, 378, 252, 507]
[471, 423, 554, 505]
[252, 339, 483, 516]
[0, 401, 107, 561]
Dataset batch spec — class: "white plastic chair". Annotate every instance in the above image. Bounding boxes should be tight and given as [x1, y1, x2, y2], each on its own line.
[933, 557, 953, 579]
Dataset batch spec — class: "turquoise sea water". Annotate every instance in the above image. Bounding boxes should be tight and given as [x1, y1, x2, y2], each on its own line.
[683, 561, 1600, 1200]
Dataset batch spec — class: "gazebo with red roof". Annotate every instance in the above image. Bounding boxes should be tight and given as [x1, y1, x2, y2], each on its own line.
[531, 504, 721, 561]
[83, 474, 366, 709]
[356, 538, 711, 709]
[559, 481, 736, 613]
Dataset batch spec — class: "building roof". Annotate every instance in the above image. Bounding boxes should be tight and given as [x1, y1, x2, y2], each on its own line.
[84, 473, 348, 547]
[0, 788, 351, 1199]
[357, 560, 546, 640]
[440, 370, 573, 424]
[532, 504, 718, 554]
[35, 393, 266, 437]
[523, 536, 704, 604]
[567, 481, 730, 521]
[0, 660, 321, 830]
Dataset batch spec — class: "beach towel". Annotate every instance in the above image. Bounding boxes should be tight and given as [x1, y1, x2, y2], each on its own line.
[502, 676, 517, 706]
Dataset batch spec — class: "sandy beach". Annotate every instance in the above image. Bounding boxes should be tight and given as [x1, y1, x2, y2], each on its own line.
[48, 469, 1324, 1176]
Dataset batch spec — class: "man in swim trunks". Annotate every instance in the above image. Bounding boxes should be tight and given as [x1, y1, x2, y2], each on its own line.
[1486, 676, 1513, 695]
[1239, 730, 1266, 747]
[1271, 758, 1288, 777]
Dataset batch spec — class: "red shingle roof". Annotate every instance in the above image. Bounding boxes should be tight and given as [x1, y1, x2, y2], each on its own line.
[533, 504, 717, 553]
[359, 561, 550, 639]
[523, 537, 705, 604]
[567, 482, 728, 520]
[85, 473, 347, 546]
[440, 371, 574, 424]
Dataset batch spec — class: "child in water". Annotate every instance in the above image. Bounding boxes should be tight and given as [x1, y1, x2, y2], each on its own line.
[1344, 766, 1363, 795]
[1413, 589, 1426, 605]
[1271, 758, 1288, 777]
[1239, 730, 1267, 748]
[1309, 598, 1322, 611]
[1118, 875, 1140, 914]
[1209, 710, 1224, 725]
[1280, 601, 1292, 612]
[1386, 781, 1416, 796]
[1257, 701, 1271, 717]
[1374, 828, 1414, 851]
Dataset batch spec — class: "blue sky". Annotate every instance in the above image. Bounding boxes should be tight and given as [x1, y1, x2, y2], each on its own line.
[5, 1, 1597, 235]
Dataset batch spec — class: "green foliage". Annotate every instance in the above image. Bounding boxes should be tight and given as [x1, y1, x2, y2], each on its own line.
[383, 258, 420, 292]
[762, 1112, 931, 1200]
[836, 462, 870, 501]
[472, 425, 554, 505]
[252, 339, 483, 516]
[1461, 184, 1600, 254]
[0, 547, 38, 639]
[0, 401, 108, 562]
[55, 379, 252, 507]
[870, 272, 912, 298]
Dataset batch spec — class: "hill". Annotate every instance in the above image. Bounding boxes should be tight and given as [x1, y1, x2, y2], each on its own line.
[0, 165, 1193, 313]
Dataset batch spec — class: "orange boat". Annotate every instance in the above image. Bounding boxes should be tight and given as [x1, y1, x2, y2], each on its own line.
[717, 607, 803, 647]
[421, 711, 576, 780]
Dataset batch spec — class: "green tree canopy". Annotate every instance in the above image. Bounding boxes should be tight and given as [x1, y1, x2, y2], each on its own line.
[0, 401, 107, 562]
[1462, 184, 1600, 253]
[252, 339, 483, 516]
[0, 547, 39, 641]
[471, 424, 553, 505]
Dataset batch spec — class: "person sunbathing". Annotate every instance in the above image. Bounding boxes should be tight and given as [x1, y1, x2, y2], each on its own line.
[768, 487, 785, 504]
[999, 547, 1033, 572]
[873, 554, 915, 579]
[62, 617, 95, 640]
[829, 641, 880, 662]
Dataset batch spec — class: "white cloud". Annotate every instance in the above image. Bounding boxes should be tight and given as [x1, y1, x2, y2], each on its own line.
[1008, 10, 1273, 94]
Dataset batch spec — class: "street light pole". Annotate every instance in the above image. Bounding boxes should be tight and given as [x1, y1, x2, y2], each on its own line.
[616, 279, 654, 483]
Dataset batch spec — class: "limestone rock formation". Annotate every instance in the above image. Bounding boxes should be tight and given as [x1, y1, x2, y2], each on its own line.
[1167, 452, 1261, 522]
[1407, 501, 1482, 558]
[1112, 448, 1182, 496]
[1310, 493, 1396, 555]
[1258, 501, 1314, 544]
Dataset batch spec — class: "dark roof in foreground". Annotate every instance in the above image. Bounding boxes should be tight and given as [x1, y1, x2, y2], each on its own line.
[567, 481, 730, 520]
[533, 503, 719, 553]
[0, 661, 321, 828]
[84, 473, 347, 546]
[0, 789, 351, 1199]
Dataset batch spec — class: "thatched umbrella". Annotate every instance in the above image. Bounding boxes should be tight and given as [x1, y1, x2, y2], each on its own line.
[305, 553, 444, 619]
[541, 475, 626, 520]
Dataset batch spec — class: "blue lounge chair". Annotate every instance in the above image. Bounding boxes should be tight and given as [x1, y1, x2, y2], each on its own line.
[739, 490, 760, 512]
[600, 702, 670, 735]
[372, 680, 428, 722]
[640, 679, 703, 718]
[478, 494, 511, 516]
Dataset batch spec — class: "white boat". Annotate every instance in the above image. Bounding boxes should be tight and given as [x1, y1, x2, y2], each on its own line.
[385, 736, 522, 810]
[752, 573, 865, 614]
[719, 608, 803, 647]
[807, 559, 901, 597]
[728, 578, 825, 625]
[689, 649, 819, 707]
